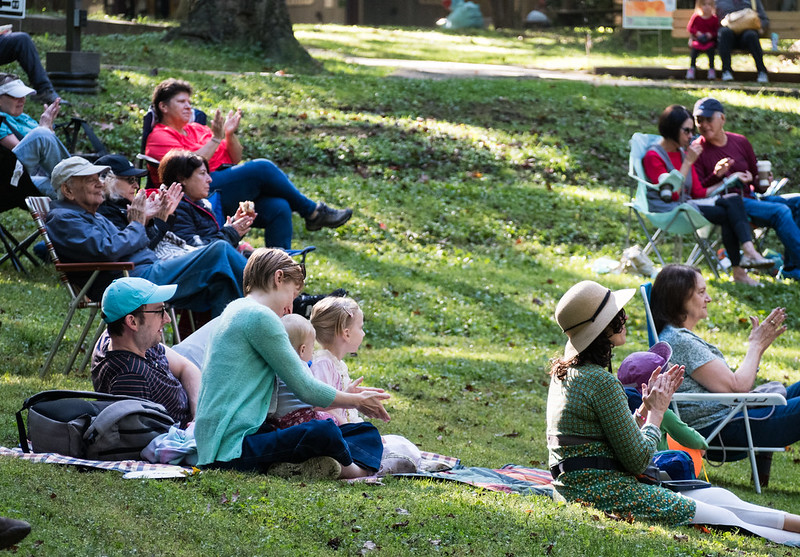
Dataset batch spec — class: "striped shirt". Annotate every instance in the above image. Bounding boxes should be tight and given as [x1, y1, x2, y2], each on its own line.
[92, 335, 191, 427]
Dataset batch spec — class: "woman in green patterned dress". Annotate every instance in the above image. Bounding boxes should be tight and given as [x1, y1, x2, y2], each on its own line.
[546, 280, 800, 542]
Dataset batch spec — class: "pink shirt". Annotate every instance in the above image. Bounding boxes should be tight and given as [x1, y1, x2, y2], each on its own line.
[145, 122, 232, 184]
[309, 349, 362, 425]
[687, 13, 720, 50]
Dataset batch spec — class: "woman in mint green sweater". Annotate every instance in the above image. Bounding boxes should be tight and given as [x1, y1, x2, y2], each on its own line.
[194, 248, 390, 479]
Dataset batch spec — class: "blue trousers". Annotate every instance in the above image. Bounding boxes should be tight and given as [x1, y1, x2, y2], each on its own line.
[210, 159, 318, 249]
[210, 419, 383, 473]
[0, 32, 53, 92]
[718, 27, 767, 74]
[742, 195, 800, 271]
[12, 127, 69, 199]
[133, 240, 245, 317]
[699, 381, 800, 462]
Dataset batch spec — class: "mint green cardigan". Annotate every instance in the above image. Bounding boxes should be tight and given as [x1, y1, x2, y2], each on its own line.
[194, 297, 337, 465]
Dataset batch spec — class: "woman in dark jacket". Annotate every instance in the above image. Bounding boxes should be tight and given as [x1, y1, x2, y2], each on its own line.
[96, 154, 182, 250]
[159, 149, 254, 252]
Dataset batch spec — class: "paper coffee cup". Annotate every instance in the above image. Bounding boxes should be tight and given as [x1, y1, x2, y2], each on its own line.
[757, 160, 772, 188]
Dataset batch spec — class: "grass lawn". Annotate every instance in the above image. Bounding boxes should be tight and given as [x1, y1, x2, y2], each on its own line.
[1, 25, 800, 555]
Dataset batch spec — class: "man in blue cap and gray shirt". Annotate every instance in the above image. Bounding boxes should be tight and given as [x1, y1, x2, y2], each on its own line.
[91, 277, 201, 426]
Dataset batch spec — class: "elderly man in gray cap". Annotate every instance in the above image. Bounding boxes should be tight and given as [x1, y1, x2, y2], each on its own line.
[692, 97, 800, 279]
[45, 156, 246, 312]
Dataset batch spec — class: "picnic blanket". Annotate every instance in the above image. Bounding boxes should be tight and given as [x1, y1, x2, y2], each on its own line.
[0, 446, 459, 479]
[397, 464, 554, 497]
[0, 446, 196, 478]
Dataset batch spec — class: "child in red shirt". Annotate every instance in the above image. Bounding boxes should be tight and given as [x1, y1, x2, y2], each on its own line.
[686, 0, 720, 80]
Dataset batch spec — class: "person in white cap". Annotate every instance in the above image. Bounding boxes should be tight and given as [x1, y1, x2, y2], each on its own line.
[91, 277, 200, 426]
[0, 72, 68, 198]
[547, 279, 800, 544]
[45, 156, 245, 316]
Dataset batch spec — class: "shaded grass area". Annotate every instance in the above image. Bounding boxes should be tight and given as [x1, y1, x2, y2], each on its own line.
[0, 26, 799, 555]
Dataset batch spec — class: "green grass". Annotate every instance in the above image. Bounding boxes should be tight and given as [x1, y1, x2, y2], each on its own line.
[1, 25, 800, 555]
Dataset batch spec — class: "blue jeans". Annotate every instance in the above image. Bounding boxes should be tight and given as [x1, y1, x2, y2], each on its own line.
[717, 27, 766, 74]
[742, 196, 800, 271]
[12, 127, 69, 199]
[698, 381, 800, 462]
[0, 32, 53, 92]
[209, 419, 383, 473]
[133, 240, 245, 317]
[210, 159, 318, 249]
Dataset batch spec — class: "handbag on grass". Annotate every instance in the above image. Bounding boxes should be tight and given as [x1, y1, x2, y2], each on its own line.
[721, 0, 762, 34]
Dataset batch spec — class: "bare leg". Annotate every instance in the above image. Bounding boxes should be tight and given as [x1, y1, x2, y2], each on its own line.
[732, 266, 758, 285]
[741, 241, 761, 259]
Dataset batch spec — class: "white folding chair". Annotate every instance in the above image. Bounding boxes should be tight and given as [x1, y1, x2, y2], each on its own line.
[640, 283, 786, 493]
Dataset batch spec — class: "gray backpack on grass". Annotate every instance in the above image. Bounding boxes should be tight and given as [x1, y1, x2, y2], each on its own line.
[16, 390, 176, 461]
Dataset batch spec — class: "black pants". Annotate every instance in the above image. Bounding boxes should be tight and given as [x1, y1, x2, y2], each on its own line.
[696, 193, 752, 267]
[690, 47, 716, 69]
[718, 27, 766, 73]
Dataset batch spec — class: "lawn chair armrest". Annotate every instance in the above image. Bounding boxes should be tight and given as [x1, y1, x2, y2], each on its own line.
[672, 392, 787, 406]
[55, 261, 135, 273]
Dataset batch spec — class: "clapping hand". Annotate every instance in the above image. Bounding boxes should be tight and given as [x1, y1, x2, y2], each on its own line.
[38, 98, 60, 130]
[345, 377, 386, 395]
[127, 189, 148, 225]
[224, 108, 241, 137]
[354, 390, 391, 422]
[749, 307, 787, 353]
[642, 364, 684, 415]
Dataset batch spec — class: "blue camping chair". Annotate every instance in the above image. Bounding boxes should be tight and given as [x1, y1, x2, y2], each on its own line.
[640, 282, 786, 493]
[626, 133, 722, 278]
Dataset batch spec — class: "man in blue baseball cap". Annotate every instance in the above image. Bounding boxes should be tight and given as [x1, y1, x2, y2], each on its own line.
[91, 277, 201, 426]
[692, 97, 800, 280]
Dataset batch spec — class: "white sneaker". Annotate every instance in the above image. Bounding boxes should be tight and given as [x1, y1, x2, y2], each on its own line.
[757, 71, 769, 83]
[686, 67, 696, 79]
[721, 70, 734, 81]
[708, 68, 716, 80]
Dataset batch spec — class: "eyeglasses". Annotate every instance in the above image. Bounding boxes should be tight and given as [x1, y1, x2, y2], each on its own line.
[140, 305, 168, 318]
[121, 176, 139, 184]
[695, 115, 715, 124]
[681, 127, 694, 135]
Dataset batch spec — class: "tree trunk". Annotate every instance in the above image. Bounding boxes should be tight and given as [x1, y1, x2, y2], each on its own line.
[167, 0, 317, 67]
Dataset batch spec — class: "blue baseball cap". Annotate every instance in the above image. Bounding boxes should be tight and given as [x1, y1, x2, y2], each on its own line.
[693, 97, 724, 118]
[101, 277, 177, 323]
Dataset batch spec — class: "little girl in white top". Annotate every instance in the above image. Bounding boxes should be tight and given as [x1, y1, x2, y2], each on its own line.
[310, 296, 421, 474]
[310, 297, 365, 425]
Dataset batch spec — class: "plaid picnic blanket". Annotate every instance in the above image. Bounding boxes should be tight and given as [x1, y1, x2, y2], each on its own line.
[0, 446, 196, 478]
[0, 447, 458, 479]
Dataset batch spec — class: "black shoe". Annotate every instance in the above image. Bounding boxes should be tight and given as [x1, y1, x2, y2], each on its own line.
[305, 203, 353, 231]
[293, 288, 349, 318]
[0, 517, 30, 549]
[31, 88, 61, 105]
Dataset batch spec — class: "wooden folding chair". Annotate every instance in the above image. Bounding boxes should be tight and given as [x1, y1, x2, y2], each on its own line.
[26, 196, 134, 377]
[640, 283, 786, 493]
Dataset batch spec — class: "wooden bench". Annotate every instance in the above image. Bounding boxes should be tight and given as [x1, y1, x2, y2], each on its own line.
[671, 8, 800, 56]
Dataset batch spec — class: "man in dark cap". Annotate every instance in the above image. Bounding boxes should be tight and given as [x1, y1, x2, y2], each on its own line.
[692, 97, 800, 279]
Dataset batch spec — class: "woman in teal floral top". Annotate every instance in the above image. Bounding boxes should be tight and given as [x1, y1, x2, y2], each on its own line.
[547, 280, 800, 542]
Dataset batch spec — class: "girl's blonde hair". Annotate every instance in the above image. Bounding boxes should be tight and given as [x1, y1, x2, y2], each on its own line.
[310, 296, 361, 346]
[281, 314, 316, 353]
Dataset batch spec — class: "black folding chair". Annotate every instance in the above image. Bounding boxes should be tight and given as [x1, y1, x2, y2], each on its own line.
[0, 144, 42, 273]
